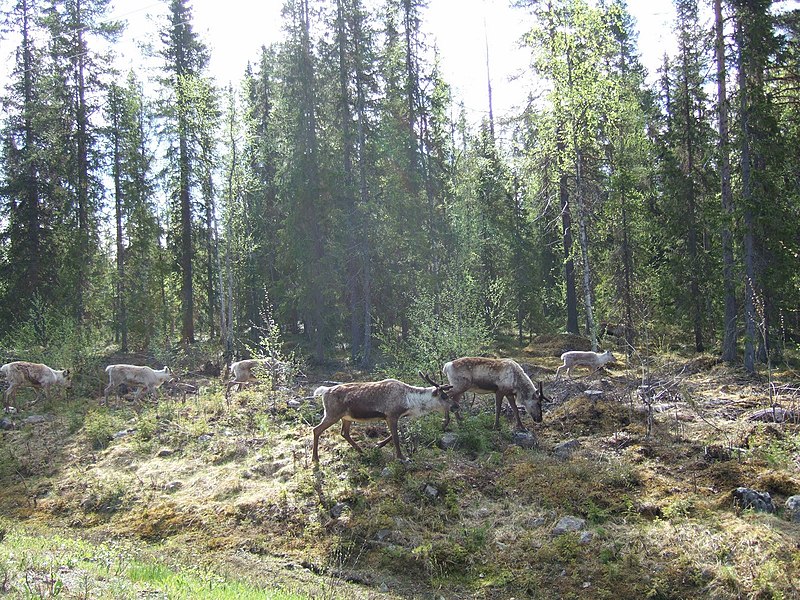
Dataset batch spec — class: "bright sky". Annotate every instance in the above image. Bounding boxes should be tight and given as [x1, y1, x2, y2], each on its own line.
[117, 0, 679, 123]
[0, 0, 680, 124]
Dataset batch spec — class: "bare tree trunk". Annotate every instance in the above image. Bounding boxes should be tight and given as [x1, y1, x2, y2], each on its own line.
[557, 134, 579, 335]
[715, 0, 737, 363]
[111, 98, 127, 352]
[737, 21, 757, 373]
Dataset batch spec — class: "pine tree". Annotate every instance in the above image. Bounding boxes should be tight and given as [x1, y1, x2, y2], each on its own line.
[155, 0, 210, 344]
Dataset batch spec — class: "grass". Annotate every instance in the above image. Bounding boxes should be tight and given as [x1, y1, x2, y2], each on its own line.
[1, 345, 800, 598]
[0, 517, 305, 599]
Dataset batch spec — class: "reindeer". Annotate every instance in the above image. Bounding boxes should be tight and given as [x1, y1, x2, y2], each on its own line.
[554, 350, 617, 381]
[442, 357, 545, 430]
[311, 373, 455, 462]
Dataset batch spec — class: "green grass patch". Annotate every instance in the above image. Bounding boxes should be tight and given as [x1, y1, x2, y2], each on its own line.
[0, 518, 305, 599]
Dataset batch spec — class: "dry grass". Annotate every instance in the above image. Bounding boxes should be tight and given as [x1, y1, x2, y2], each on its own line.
[1, 347, 799, 598]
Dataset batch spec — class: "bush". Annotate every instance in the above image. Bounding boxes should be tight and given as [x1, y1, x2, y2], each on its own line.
[377, 276, 491, 380]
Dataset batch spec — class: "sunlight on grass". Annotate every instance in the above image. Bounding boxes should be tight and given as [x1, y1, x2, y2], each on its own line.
[0, 518, 306, 599]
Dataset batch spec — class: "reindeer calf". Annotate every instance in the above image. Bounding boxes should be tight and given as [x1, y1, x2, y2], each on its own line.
[104, 364, 174, 404]
[555, 350, 617, 381]
[1, 361, 71, 409]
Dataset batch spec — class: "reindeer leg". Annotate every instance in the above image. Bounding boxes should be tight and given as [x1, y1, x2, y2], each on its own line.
[506, 394, 526, 430]
[312, 413, 341, 462]
[340, 420, 364, 454]
[386, 415, 405, 461]
[494, 391, 505, 430]
[442, 392, 462, 431]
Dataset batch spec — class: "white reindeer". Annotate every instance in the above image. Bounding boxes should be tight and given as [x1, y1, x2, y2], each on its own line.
[442, 357, 544, 430]
[555, 350, 617, 381]
[104, 364, 174, 404]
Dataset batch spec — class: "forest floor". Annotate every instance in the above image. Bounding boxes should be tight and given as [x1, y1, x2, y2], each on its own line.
[1, 336, 799, 599]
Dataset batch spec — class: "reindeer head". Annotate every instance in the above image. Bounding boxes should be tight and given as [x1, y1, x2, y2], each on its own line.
[420, 371, 457, 410]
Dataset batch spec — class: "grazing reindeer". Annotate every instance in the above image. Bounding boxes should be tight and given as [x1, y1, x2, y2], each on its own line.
[555, 350, 617, 381]
[442, 357, 545, 430]
[311, 373, 455, 462]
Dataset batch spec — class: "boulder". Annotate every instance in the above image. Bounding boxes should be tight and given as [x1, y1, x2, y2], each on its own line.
[733, 487, 775, 513]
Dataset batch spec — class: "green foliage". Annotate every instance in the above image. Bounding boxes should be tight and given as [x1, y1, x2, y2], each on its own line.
[377, 277, 491, 379]
[83, 409, 127, 450]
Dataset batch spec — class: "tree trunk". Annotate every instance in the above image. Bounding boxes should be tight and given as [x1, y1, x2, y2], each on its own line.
[680, 34, 703, 352]
[111, 96, 128, 352]
[715, 0, 737, 363]
[737, 21, 757, 373]
[557, 133, 579, 334]
[75, 0, 89, 323]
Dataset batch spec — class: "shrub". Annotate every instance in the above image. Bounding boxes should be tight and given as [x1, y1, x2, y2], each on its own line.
[377, 276, 491, 380]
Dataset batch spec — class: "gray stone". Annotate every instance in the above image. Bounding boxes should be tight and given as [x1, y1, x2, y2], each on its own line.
[22, 415, 47, 425]
[164, 481, 183, 493]
[0, 418, 17, 430]
[286, 399, 302, 409]
[525, 516, 547, 528]
[553, 439, 581, 458]
[424, 484, 439, 499]
[197, 434, 213, 443]
[157, 448, 174, 458]
[785, 495, 800, 522]
[375, 529, 393, 542]
[330, 502, 349, 519]
[511, 430, 537, 449]
[733, 487, 775, 513]
[579, 531, 594, 545]
[439, 432, 458, 450]
[112, 429, 135, 439]
[552, 515, 587, 536]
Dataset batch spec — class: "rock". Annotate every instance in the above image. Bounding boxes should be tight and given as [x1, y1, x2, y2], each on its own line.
[378, 582, 389, 593]
[157, 448, 175, 458]
[511, 430, 537, 449]
[579, 531, 593, 545]
[733, 487, 775, 513]
[380, 467, 392, 478]
[286, 399, 302, 409]
[197, 434, 213, 443]
[552, 516, 587, 536]
[553, 439, 581, 458]
[439, 432, 458, 450]
[330, 502, 349, 519]
[476, 507, 491, 519]
[22, 415, 47, 425]
[112, 429, 135, 439]
[375, 529, 393, 542]
[584, 390, 604, 397]
[785, 496, 800, 522]
[525, 516, 547, 528]
[164, 481, 183, 493]
[0, 418, 17, 430]
[424, 484, 439, 499]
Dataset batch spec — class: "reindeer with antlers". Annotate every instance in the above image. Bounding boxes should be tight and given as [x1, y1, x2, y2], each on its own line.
[442, 357, 546, 430]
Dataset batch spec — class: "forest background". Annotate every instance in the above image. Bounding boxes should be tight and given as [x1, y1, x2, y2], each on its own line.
[1, 0, 799, 377]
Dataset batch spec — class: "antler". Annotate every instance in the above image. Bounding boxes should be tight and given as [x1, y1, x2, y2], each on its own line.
[537, 381, 549, 403]
[419, 371, 453, 392]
